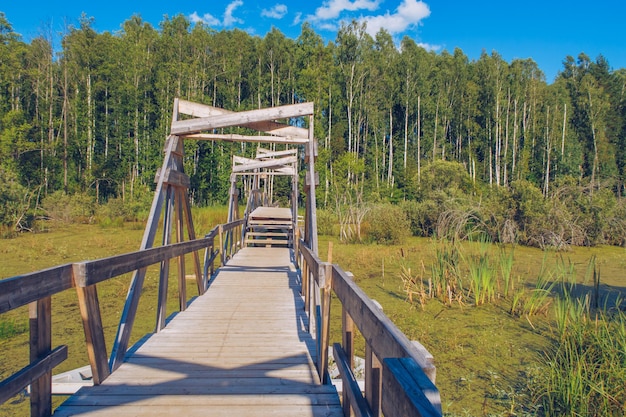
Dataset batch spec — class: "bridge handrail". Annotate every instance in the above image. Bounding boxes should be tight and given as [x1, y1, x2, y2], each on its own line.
[298, 241, 442, 417]
[0, 218, 243, 417]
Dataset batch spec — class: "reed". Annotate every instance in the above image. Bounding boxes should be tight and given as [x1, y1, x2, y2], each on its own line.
[498, 246, 515, 298]
[429, 239, 463, 305]
[537, 307, 626, 416]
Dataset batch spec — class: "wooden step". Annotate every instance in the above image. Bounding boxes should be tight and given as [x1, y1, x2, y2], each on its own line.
[245, 232, 289, 238]
[248, 218, 292, 224]
[245, 239, 290, 247]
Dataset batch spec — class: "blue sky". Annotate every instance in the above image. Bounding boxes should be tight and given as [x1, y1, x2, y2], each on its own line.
[2, 0, 625, 83]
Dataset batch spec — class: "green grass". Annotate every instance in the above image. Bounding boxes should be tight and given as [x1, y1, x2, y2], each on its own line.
[1, 215, 625, 416]
[317, 236, 626, 416]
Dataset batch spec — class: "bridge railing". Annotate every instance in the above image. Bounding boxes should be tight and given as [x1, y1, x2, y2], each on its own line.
[0, 218, 244, 417]
[298, 242, 442, 417]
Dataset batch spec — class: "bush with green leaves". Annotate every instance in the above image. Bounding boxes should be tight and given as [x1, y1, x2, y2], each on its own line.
[366, 203, 410, 245]
[0, 168, 26, 229]
[42, 191, 96, 223]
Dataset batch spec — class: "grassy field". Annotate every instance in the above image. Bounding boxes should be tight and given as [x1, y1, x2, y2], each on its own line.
[1, 213, 625, 416]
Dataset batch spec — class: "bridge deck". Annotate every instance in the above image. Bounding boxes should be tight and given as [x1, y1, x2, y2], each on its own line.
[54, 247, 342, 416]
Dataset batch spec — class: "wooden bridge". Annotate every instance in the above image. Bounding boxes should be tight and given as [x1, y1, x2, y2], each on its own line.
[0, 100, 442, 417]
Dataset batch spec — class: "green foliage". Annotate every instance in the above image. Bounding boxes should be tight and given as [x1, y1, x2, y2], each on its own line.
[316, 209, 336, 236]
[42, 191, 96, 223]
[0, 168, 26, 230]
[534, 305, 626, 416]
[365, 203, 410, 245]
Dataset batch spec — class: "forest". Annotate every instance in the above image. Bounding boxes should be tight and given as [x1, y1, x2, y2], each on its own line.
[0, 11, 625, 247]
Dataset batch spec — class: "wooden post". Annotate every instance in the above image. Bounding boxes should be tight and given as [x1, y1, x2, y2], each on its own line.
[319, 242, 333, 383]
[29, 297, 51, 417]
[342, 271, 356, 416]
[365, 300, 384, 417]
[156, 186, 174, 332]
[175, 188, 187, 312]
[219, 224, 225, 266]
[75, 284, 110, 385]
[181, 189, 204, 295]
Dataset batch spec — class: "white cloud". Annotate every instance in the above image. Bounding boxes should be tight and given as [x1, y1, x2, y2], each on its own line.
[417, 42, 440, 52]
[190, 0, 244, 28]
[223, 0, 244, 26]
[312, 0, 382, 21]
[361, 0, 430, 37]
[189, 11, 220, 27]
[292, 12, 303, 26]
[262, 4, 288, 19]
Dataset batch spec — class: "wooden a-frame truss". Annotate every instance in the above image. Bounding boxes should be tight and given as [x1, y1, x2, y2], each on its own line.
[108, 99, 319, 372]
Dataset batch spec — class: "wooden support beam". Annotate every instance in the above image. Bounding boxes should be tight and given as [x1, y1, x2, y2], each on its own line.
[232, 155, 297, 173]
[0, 265, 73, 314]
[381, 358, 442, 417]
[182, 133, 309, 144]
[256, 148, 298, 158]
[0, 345, 67, 407]
[154, 168, 190, 188]
[333, 343, 373, 417]
[177, 99, 309, 138]
[74, 283, 110, 385]
[171, 102, 314, 136]
[29, 297, 52, 417]
[175, 188, 187, 312]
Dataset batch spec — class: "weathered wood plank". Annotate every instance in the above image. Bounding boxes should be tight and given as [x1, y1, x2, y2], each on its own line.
[73, 237, 213, 287]
[75, 284, 110, 385]
[0, 264, 73, 314]
[333, 343, 373, 417]
[54, 404, 343, 417]
[0, 345, 67, 406]
[381, 358, 442, 417]
[232, 155, 297, 173]
[177, 99, 310, 138]
[60, 393, 341, 407]
[184, 133, 309, 144]
[171, 102, 314, 136]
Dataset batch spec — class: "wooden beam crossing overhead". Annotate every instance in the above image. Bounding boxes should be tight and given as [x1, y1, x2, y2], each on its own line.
[177, 99, 310, 139]
[172, 101, 313, 137]
[232, 155, 297, 173]
[183, 133, 309, 144]
[256, 148, 298, 159]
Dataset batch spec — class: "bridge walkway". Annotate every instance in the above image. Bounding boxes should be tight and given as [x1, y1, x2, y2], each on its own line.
[54, 246, 343, 416]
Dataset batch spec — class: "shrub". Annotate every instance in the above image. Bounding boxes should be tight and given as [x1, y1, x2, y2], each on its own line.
[316, 209, 336, 236]
[366, 203, 410, 245]
[42, 191, 96, 223]
[0, 168, 27, 231]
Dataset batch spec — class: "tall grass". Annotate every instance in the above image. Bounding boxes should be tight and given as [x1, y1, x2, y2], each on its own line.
[536, 307, 626, 416]
[466, 249, 497, 306]
[430, 239, 463, 305]
[499, 246, 515, 297]
[533, 257, 626, 416]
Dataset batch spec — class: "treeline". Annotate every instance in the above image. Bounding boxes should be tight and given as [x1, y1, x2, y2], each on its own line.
[0, 12, 625, 245]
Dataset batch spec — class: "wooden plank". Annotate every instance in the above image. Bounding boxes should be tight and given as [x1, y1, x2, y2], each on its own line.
[184, 133, 309, 144]
[75, 284, 110, 385]
[0, 264, 73, 314]
[154, 167, 190, 188]
[256, 148, 299, 158]
[29, 297, 52, 417]
[73, 237, 214, 287]
[381, 358, 442, 417]
[0, 346, 67, 406]
[171, 102, 314, 136]
[60, 393, 341, 407]
[333, 344, 373, 417]
[54, 404, 343, 417]
[232, 155, 297, 173]
[177, 99, 310, 138]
